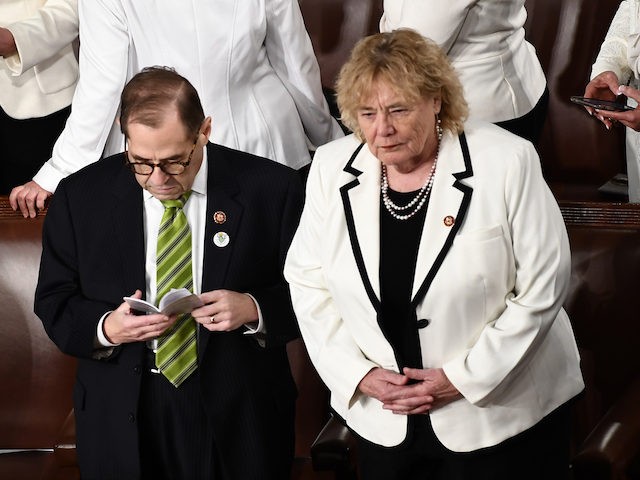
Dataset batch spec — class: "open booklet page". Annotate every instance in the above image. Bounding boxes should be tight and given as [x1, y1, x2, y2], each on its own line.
[123, 288, 204, 315]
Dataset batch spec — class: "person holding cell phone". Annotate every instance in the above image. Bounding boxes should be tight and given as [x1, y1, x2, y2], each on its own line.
[584, 0, 640, 202]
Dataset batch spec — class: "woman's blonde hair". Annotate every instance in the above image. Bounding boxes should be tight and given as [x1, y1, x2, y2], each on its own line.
[336, 29, 468, 140]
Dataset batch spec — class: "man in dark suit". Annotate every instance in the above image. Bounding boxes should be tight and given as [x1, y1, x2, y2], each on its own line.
[35, 66, 303, 479]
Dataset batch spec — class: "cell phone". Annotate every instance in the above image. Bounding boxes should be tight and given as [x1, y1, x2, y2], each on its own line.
[570, 95, 634, 112]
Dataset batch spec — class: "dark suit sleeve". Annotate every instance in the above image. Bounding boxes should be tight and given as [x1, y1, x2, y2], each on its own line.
[35, 182, 117, 359]
[246, 170, 304, 348]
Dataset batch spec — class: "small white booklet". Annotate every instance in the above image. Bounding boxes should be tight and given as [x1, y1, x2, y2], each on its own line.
[124, 288, 203, 315]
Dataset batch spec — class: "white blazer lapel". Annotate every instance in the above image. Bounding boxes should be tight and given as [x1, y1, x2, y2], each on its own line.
[412, 132, 474, 302]
[341, 143, 383, 309]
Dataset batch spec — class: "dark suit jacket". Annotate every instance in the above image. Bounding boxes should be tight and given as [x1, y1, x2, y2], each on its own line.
[35, 143, 304, 479]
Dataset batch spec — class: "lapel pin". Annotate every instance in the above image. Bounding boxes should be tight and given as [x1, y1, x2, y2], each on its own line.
[213, 231, 230, 247]
[213, 211, 227, 224]
[443, 215, 455, 227]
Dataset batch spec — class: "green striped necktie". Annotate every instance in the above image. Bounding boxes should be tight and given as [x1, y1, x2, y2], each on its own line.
[155, 192, 197, 387]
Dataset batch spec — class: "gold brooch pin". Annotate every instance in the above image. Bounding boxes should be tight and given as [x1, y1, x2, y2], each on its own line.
[213, 211, 226, 224]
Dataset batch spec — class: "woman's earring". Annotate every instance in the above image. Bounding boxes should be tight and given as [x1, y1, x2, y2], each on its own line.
[436, 114, 443, 141]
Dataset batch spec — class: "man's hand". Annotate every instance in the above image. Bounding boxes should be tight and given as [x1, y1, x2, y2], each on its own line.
[103, 290, 177, 344]
[9, 181, 53, 218]
[192, 289, 259, 332]
[0, 27, 17, 57]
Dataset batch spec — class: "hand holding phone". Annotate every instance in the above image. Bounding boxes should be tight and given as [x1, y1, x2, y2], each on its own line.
[570, 95, 634, 112]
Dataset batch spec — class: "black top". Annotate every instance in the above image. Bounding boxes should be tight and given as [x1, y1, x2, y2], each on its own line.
[379, 188, 429, 370]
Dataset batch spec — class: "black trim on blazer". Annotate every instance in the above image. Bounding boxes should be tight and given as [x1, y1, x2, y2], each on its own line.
[411, 132, 474, 308]
[339, 143, 382, 314]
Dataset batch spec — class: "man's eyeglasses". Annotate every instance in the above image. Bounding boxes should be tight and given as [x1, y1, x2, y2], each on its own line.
[124, 140, 197, 176]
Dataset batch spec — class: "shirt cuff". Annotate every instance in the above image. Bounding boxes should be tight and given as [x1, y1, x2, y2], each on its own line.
[96, 311, 120, 348]
[33, 161, 67, 193]
[242, 293, 265, 335]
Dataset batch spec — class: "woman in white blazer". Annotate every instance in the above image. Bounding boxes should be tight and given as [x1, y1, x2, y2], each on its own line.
[0, 0, 78, 193]
[284, 30, 583, 480]
[380, 0, 548, 144]
[583, 0, 640, 202]
[9, 0, 343, 217]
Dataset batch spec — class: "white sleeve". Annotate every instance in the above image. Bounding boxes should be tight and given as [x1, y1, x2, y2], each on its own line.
[284, 157, 377, 409]
[379, 0, 474, 53]
[591, 0, 635, 82]
[33, 0, 129, 192]
[264, 0, 343, 148]
[443, 142, 572, 405]
[4, 0, 78, 74]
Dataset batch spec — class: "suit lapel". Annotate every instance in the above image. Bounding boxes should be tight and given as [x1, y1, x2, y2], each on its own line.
[340, 133, 474, 311]
[199, 145, 243, 359]
[201, 145, 242, 292]
[411, 132, 473, 306]
[341, 143, 382, 313]
[111, 167, 146, 297]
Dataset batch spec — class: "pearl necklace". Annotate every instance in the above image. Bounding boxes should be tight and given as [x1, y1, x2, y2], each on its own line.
[381, 120, 442, 221]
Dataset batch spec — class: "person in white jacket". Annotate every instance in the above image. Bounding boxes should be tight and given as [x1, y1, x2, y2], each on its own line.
[10, 0, 343, 217]
[0, 0, 78, 194]
[285, 30, 583, 480]
[380, 0, 548, 144]
[583, 0, 640, 202]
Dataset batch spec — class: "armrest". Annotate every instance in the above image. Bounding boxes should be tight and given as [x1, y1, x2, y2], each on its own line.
[311, 414, 357, 475]
[572, 377, 640, 480]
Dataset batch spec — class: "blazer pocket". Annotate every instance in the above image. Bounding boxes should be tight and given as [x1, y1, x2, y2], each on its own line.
[455, 225, 504, 243]
[452, 224, 511, 300]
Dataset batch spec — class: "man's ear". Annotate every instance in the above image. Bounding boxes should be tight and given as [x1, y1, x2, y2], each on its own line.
[200, 116, 212, 144]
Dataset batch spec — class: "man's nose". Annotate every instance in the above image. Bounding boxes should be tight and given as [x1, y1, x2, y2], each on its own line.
[149, 164, 171, 183]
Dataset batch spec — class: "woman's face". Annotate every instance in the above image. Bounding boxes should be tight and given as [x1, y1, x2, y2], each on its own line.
[357, 80, 441, 172]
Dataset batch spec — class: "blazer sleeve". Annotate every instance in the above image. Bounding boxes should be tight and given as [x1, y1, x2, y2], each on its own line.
[33, 0, 129, 193]
[284, 157, 379, 409]
[4, 0, 78, 74]
[35, 181, 117, 359]
[264, 0, 343, 147]
[442, 141, 572, 405]
[380, 0, 474, 53]
[591, 0, 635, 82]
